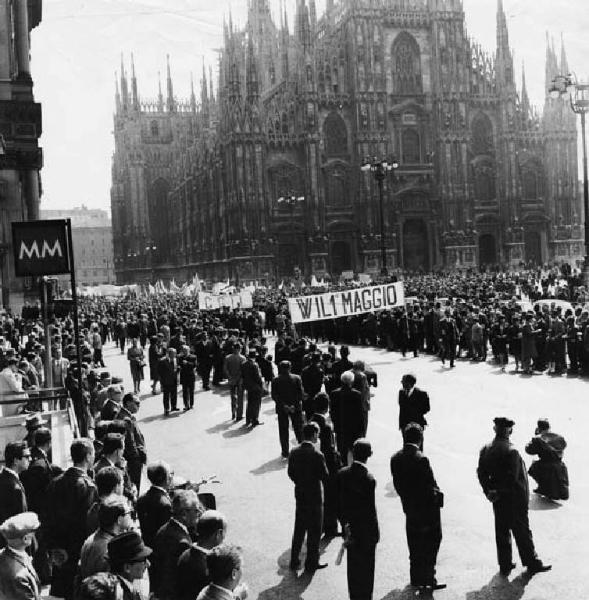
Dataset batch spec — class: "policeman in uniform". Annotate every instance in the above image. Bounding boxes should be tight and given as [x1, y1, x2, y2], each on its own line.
[477, 417, 551, 577]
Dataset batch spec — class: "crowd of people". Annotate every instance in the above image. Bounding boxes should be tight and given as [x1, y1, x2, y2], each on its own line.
[0, 263, 580, 599]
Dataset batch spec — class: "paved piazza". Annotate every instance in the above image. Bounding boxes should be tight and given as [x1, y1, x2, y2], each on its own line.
[103, 340, 588, 600]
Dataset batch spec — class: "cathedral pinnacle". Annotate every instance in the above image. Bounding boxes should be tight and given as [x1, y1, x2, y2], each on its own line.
[131, 53, 139, 110]
[120, 53, 129, 111]
[166, 54, 175, 112]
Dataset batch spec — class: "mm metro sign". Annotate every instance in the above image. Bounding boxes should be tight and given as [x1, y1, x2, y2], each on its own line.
[11, 220, 71, 276]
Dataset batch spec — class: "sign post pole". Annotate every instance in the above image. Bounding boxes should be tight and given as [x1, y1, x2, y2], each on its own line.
[65, 219, 87, 436]
[40, 277, 53, 388]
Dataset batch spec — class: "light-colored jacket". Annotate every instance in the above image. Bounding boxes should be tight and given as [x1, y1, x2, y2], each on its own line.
[0, 546, 40, 600]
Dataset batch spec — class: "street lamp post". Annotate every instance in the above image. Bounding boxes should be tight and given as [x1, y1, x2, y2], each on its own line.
[361, 156, 399, 277]
[549, 73, 589, 284]
[277, 193, 305, 276]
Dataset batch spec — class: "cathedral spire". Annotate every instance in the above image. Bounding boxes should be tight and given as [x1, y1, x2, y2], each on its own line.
[246, 33, 259, 104]
[190, 72, 197, 113]
[495, 0, 514, 89]
[166, 54, 175, 112]
[157, 71, 164, 111]
[209, 65, 214, 102]
[560, 33, 569, 75]
[115, 71, 121, 113]
[521, 61, 530, 117]
[131, 53, 139, 110]
[545, 31, 559, 96]
[120, 53, 129, 111]
[201, 60, 210, 124]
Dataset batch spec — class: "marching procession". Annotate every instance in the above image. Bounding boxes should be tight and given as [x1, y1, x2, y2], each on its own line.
[0, 264, 578, 599]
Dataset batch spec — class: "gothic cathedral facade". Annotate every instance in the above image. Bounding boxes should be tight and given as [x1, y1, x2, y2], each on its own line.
[111, 0, 580, 284]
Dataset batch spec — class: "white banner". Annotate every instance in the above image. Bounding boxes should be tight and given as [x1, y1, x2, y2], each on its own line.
[197, 291, 253, 310]
[287, 282, 404, 324]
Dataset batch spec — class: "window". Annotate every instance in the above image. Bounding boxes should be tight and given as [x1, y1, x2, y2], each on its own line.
[402, 129, 420, 163]
[391, 32, 422, 95]
[471, 113, 493, 156]
[323, 113, 348, 157]
[150, 120, 159, 137]
[325, 167, 349, 206]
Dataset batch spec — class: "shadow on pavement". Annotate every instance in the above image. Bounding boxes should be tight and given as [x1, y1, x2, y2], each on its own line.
[139, 412, 182, 424]
[222, 424, 251, 438]
[465, 572, 531, 600]
[378, 584, 422, 600]
[257, 550, 315, 600]
[205, 420, 234, 434]
[528, 493, 562, 511]
[250, 456, 286, 475]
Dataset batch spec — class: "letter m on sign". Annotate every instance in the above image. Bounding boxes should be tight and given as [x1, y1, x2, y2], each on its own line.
[12, 220, 71, 277]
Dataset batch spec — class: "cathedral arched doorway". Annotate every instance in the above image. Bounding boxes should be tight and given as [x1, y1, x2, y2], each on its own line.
[403, 219, 429, 271]
[330, 240, 352, 276]
[525, 231, 542, 265]
[479, 234, 497, 267]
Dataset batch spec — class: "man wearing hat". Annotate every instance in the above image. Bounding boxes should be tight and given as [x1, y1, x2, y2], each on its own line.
[100, 384, 124, 421]
[525, 418, 569, 501]
[241, 349, 265, 427]
[477, 417, 551, 576]
[23, 413, 47, 449]
[108, 530, 151, 600]
[0, 512, 41, 600]
[116, 393, 147, 493]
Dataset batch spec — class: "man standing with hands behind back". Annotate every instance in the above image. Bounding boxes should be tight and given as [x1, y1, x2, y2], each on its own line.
[477, 417, 552, 577]
[287, 422, 329, 572]
[391, 423, 445, 591]
[336, 439, 379, 600]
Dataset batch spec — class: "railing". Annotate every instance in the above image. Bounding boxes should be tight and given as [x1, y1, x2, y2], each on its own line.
[0, 387, 70, 414]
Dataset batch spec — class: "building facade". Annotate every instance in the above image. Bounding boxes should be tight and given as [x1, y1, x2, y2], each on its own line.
[111, 0, 580, 285]
[0, 0, 43, 307]
[40, 207, 115, 286]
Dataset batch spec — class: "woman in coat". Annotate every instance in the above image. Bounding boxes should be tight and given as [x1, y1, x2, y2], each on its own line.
[127, 338, 145, 393]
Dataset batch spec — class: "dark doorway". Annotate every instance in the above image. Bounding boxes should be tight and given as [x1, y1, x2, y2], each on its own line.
[524, 231, 542, 265]
[403, 219, 429, 271]
[478, 234, 497, 267]
[330, 240, 352, 276]
[278, 243, 299, 276]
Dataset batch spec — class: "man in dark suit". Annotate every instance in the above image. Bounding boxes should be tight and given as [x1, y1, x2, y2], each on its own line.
[47, 438, 98, 600]
[390, 424, 445, 591]
[287, 422, 330, 572]
[398, 374, 430, 448]
[330, 371, 364, 463]
[94, 433, 135, 502]
[136, 461, 173, 550]
[116, 393, 147, 492]
[331, 345, 353, 383]
[20, 428, 62, 584]
[477, 417, 551, 577]
[310, 392, 342, 537]
[241, 350, 265, 427]
[337, 439, 379, 600]
[158, 348, 180, 415]
[271, 361, 304, 458]
[150, 489, 203, 600]
[0, 442, 30, 534]
[176, 510, 227, 600]
[301, 352, 325, 420]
